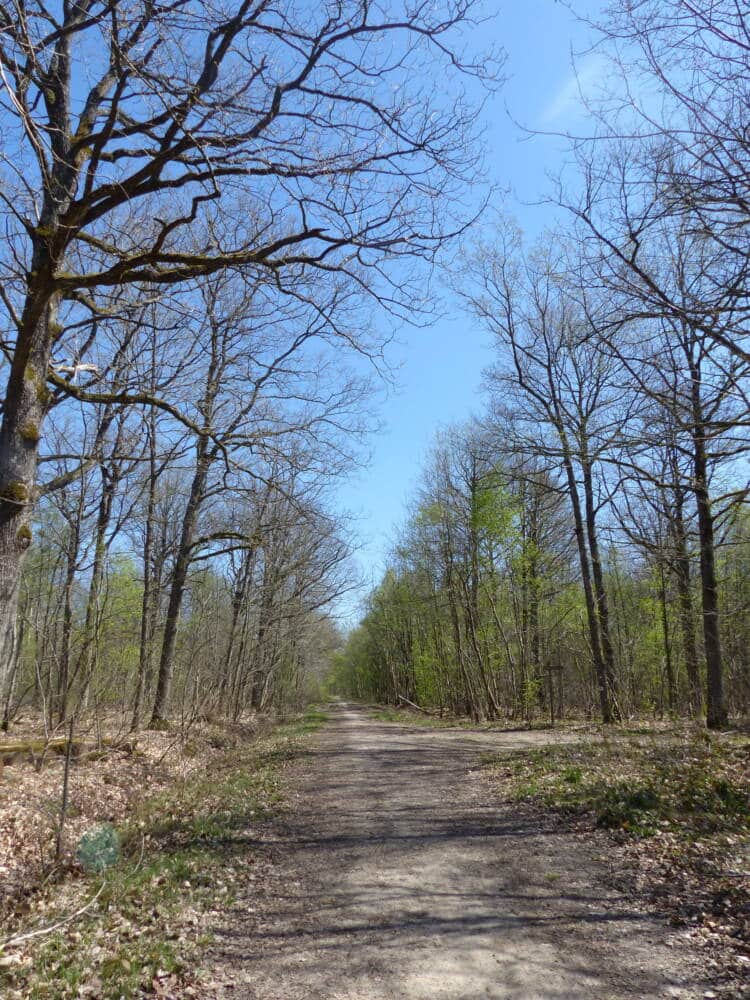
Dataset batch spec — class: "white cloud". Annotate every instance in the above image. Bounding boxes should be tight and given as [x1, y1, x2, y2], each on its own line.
[541, 53, 608, 125]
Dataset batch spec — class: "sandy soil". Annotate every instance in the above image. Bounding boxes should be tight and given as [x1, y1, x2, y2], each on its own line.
[201, 703, 709, 999]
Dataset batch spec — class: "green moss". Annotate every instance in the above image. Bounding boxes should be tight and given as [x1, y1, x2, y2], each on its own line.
[20, 422, 41, 444]
[24, 365, 51, 407]
[16, 524, 32, 545]
[1, 480, 29, 504]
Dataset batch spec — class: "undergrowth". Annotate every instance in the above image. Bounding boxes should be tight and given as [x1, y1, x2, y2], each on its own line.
[491, 731, 749, 838]
[369, 704, 578, 731]
[0, 706, 328, 999]
[370, 707, 448, 726]
[486, 726, 750, 979]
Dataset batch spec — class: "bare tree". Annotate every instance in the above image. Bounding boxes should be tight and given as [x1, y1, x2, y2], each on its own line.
[147, 268, 371, 724]
[0, 0, 499, 695]
[591, 221, 750, 727]
[565, 2, 750, 364]
[458, 231, 626, 722]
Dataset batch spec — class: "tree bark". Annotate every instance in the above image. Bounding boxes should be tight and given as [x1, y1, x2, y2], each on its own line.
[669, 492, 702, 714]
[131, 410, 158, 732]
[0, 299, 55, 699]
[688, 360, 727, 728]
[581, 455, 620, 721]
[559, 445, 614, 723]
[692, 432, 726, 728]
[658, 558, 675, 713]
[76, 468, 118, 711]
[149, 448, 210, 727]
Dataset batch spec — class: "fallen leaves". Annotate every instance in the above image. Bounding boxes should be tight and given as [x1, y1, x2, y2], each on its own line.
[0, 712, 306, 998]
[0, 713, 265, 924]
[488, 723, 750, 998]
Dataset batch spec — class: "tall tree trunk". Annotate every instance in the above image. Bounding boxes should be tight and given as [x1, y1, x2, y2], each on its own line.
[251, 560, 275, 711]
[465, 493, 498, 718]
[692, 430, 726, 728]
[688, 364, 726, 729]
[446, 567, 477, 718]
[131, 411, 158, 731]
[526, 494, 542, 709]
[559, 447, 613, 723]
[150, 305, 225, 727]
[670, 492, 702, 714]
[56, 506, 82, 724]
[149, 447, 210, 727]
[76, 469, 117, 712]
[219, 548, 254, 714]
[1, 608, 25, 731]
[658, 558, 675, 713]
[231, 599, 255, 721]
[0, 292, 56, 700]
[581, 457, 620, 721]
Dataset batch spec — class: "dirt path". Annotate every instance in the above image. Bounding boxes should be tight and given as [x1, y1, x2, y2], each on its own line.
[203, 704, 707, 999]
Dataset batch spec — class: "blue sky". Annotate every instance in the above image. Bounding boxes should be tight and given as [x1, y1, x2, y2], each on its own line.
[336, 0, 605, 621]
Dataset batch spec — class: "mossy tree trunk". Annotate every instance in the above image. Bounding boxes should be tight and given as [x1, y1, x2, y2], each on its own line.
[0, 296, 56, 702]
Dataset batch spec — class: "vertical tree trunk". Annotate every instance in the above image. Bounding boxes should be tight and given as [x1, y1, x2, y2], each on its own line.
[692, 440, 726, 728]
[131, 410, 158, 731]
[149, 448, 210, 727]
[76, 469, 117, 711]
[464, 483, 498, 718]
[219, 548, 254, 714]
[559, 448, 613, 723]
[231, 599, 255, 721]
[0, 297, 55, 700]
[658, 558, 675, 713]
[526, 491, 542, 709]
[448, 579, 477, 719]
[689, 369, 727, 729]
[251, 559, 275, 710]
[0, 11, 82, 689]
[56, 506, 82, 724]
[1, 608, 25, 731]
[670, 494, 702, 714]
[581, 457, 620, 721]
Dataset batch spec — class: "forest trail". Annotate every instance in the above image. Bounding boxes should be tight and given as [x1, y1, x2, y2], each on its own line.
[203, 704, 707, 999]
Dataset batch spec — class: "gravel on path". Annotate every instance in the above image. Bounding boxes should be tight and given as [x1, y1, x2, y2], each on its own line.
[202, 703, 708, 1000]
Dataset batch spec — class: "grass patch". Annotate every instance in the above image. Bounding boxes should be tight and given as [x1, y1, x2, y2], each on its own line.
[488, 731, 749, 839]
[485, 726, 750, 970]
[369, 706, 460, 728]
[287, 706, 328, 736]
[0, 707, 325, 999]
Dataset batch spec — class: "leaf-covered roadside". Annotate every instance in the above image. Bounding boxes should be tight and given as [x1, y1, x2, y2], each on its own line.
[485, 727, 750, 997]
[0, 708, 327, 999]
[369, 704, 568, 730]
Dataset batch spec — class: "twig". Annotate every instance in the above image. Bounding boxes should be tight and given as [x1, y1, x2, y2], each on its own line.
[130, 833, 146, 877]
[397, 695, 438, 716]
[1, 881, 106, 950]
[155, 732, 183, 767]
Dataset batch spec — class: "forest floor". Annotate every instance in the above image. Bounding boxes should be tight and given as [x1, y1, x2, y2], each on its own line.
[190, 703, 746, 999]
[0, 708, 322, 998]
[2, 703, 747, 998]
